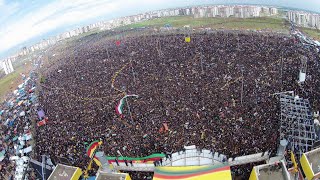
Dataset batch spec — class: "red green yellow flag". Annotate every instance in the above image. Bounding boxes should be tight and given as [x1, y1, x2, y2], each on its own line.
[86, 140, 102, 158]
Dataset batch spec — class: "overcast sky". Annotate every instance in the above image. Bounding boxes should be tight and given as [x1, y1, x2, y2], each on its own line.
[0, 0, 320, 58]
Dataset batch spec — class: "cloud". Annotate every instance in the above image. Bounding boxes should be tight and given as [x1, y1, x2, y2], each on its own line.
[1, 0, 320, 56]
[0, 0, 177, 54]
[0, 0, 124, 54]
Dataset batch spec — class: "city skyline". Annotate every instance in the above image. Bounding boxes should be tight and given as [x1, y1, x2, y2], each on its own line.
[1, 0, 320, 59]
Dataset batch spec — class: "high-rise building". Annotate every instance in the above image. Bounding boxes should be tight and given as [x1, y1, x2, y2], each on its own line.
[2, 59, 14, 75]
[288, 11, 320, 29]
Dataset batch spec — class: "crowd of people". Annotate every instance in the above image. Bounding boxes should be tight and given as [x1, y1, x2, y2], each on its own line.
[34, 30, 320, 178]
[0, 73, 39, 179]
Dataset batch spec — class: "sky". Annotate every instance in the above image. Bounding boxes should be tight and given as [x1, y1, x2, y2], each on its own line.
[0, 0, 320, 59]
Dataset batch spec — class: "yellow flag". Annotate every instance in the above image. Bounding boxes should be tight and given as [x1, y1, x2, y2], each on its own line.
[93, 157, 102, 167]
[185, 36, 191, 43]
[290, 151, 298, 172]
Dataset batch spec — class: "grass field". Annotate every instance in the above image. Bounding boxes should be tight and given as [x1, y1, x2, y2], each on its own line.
[299, 27, 320, 41]
[124, 16, 288, 32]
[0, 62, 32, 101]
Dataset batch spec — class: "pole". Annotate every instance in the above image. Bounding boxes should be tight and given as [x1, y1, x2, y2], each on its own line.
[280, 57, 283, 90]
[84, 143, 101, 179]
[280, 53, 283, 91]
[126, 96, 134, 124]
[130, 58, 136, 85]
[255, 80, 258, 105]
[121, 89, 134, 124]
[200, 51, 204, 74]
[240, 68, 244, 105]
[106, 48, 110, 59]
[42, 155, 46, 180]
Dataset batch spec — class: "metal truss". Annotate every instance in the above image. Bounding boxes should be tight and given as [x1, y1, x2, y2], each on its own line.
[280, 94, 315, 158]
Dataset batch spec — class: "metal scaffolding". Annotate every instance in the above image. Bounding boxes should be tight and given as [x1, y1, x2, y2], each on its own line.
[280, 94, 315, 158]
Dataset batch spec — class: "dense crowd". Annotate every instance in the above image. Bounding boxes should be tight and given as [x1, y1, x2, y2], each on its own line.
[0, 74, 38, 179]
[35, 30, 320, 178]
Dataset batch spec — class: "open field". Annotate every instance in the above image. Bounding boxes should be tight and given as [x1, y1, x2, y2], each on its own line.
[0, 62, 32, 101]
[299, 27, 320, 41]
[124, 16, 289, 32]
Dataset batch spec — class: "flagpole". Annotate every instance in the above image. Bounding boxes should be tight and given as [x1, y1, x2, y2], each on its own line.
[122, 88, 135, 124]
[84, 143, 101, 179]
[84, 159, 93, 179]
[106, 48, 110, 59]
[126, 94, 134, 124]
[130, 56, 136, 85]
[200, 51, 204, 74]
[240, 68, 244, 106]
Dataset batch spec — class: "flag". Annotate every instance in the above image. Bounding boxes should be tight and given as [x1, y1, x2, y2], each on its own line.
[290, 151, 298, 172]
[116, 40, 121, 46]
[115, 94, 138, 116]
[86, 140, 102, 166]
[37, 118, 48, 127]
[185, 36, 191, 43]
[163, 123, 169, 131]
[86, 140, 102, 158]
[93, 158, 102, 166]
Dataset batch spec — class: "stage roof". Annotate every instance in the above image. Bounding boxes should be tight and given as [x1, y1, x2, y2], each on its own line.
[47, 163, 82, 180]
[300, 147, 320, 180]
[249, 161, 290, 180]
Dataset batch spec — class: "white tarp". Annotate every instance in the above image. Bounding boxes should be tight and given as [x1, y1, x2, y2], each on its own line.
[22, 134, 32, 141]
[21, 156, 30, 162]
[18, 83, 24, 89]
[184, 145, 196, 150]
[0, 154, 5, 162]
[10, 156, 20, 161]
[19, 111, 25, 117]
[22, 146, 32, 153]
[299, 71, 306, 83]
[0, 150, 5, 161]
[19, 140, 25, 146]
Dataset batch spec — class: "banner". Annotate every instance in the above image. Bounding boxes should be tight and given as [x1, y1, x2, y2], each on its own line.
[107, 153, 165, 164]
[153, 165, 232, 180]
